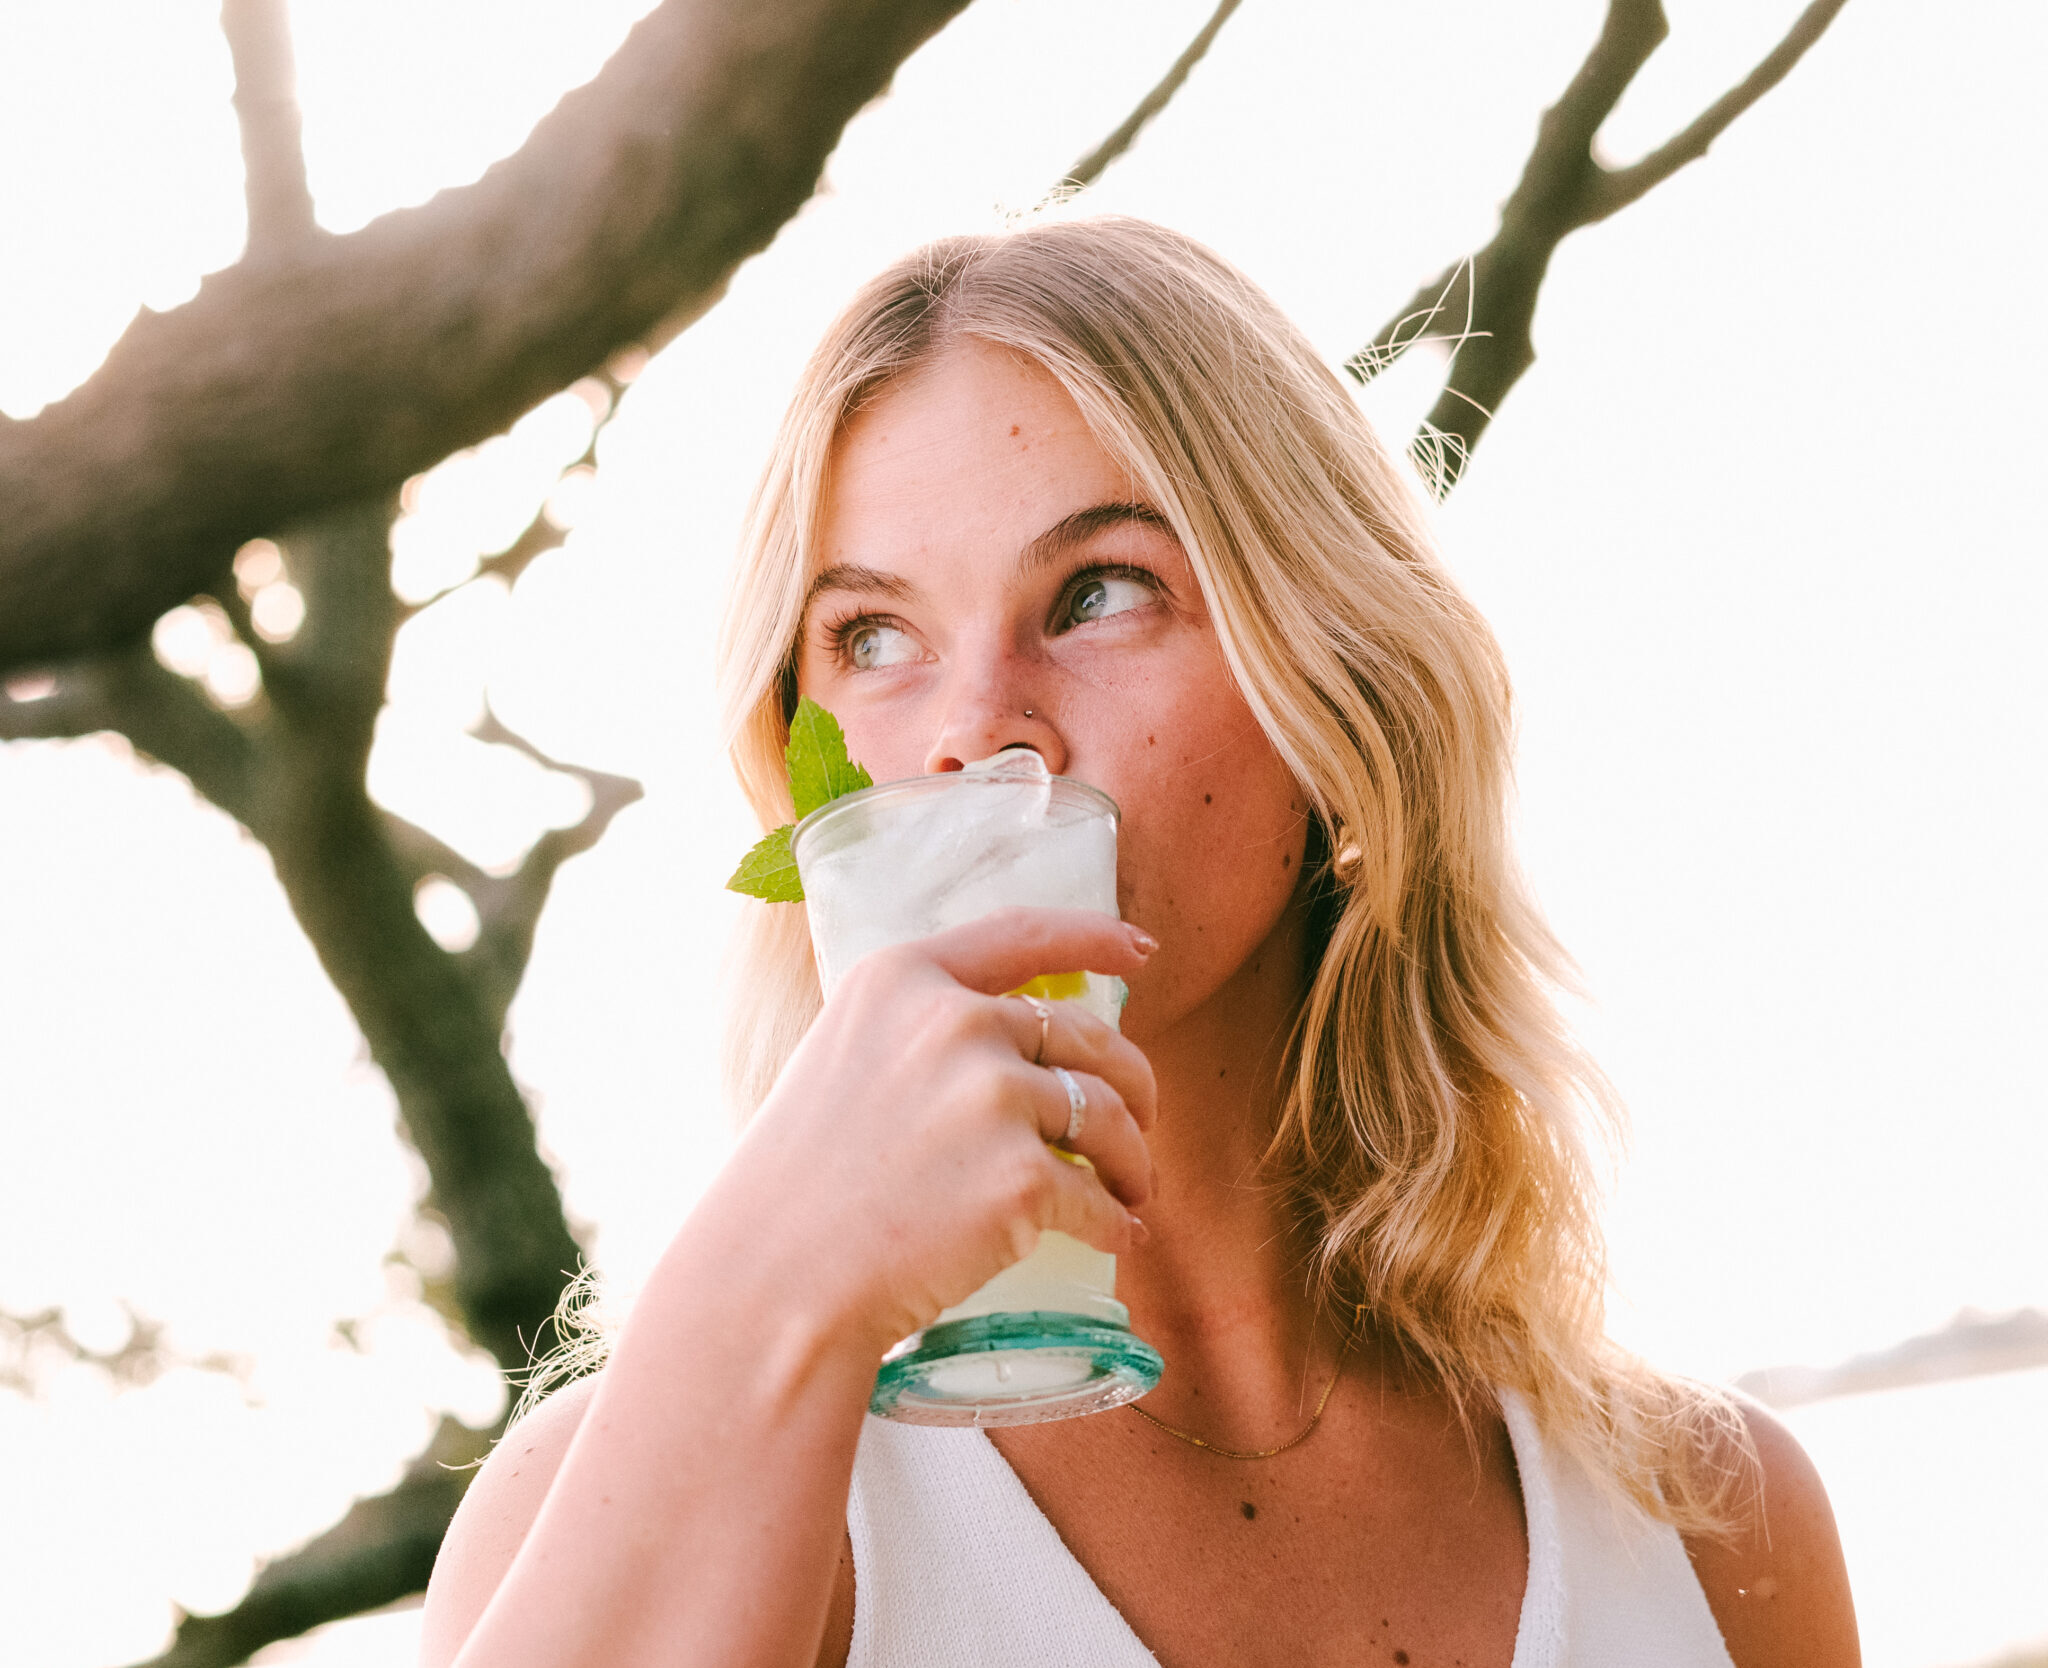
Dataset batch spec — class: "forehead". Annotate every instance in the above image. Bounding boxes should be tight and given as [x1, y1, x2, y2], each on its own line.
[817, 341, 1136, 567]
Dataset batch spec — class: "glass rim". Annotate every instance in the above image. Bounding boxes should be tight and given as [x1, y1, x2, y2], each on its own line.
[791, 769, 1120, 857]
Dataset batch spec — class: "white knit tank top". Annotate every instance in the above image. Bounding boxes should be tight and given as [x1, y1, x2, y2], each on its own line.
[845, 1390, 1734, 1667]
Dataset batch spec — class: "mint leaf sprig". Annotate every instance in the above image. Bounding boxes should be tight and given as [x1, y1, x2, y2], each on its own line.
[726, 698, 873, 902]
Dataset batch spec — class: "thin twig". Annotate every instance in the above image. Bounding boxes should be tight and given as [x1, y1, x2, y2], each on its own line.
[1587, 0, 1853, 220]
[463, 706, 645, 1027]
[1347, 0, 1852, 495]
[1053, 0, 1245, 196]
[221, 0, 319, 256]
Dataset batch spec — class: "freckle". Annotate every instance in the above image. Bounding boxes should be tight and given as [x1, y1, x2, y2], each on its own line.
[1217, 1067, 1226, 1078]
[1009, 424, 1020, 436]
[1394, 1654, 1410, 1666]
[1282, 854, 1291, 869]
[1148, 734, 1156, 746]
[1240, 1501, 1256, 1520]
[1203, 793, 1212, 804]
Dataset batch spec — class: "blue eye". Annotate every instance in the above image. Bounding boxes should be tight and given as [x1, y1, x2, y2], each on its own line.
[1064, 573, 1151, 628]
[847, 621, 916, 670]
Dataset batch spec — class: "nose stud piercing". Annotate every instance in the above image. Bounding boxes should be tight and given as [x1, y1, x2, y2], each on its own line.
[1023, 709, 1035, 718]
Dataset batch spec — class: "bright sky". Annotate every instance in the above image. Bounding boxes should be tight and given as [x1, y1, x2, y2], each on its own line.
[2, 2, 2044, 1666]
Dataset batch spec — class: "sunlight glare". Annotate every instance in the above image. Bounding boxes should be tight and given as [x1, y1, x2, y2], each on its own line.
[204, 642, 263, 709]
[543, 465, 599, 531]
[251, 582, 308, 644]
[413, 876, 481, 955]
[234, 538, 286, 596]
[151, 602, 231, 680]
[512, 389, 600, 474]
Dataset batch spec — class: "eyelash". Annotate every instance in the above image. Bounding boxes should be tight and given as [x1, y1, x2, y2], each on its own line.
[819, 561, 1165, 667]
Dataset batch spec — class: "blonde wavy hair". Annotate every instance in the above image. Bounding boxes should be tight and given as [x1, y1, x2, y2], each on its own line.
[712, 215, 1752, 1534]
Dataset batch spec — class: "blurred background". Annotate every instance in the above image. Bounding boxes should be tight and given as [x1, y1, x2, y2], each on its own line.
[1, 1, 2042, 1664]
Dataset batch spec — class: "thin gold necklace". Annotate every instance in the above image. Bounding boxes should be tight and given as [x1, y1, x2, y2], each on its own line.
[1127, 1326, 1355, 1461]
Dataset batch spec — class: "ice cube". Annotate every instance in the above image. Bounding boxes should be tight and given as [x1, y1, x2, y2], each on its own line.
[963, 747, 1052, 825]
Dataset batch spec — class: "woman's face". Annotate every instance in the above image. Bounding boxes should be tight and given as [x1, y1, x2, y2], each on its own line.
[796, 339, 1308, 1038]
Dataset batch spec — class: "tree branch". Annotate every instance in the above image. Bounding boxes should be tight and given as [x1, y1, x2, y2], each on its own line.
[220, 0, 319, 257]
[123, 1416, 495, 1668]
[0, 643, 263, 825]
[394, 369, 624, 624]
[1347, 0, 1850, 496]
[1054, 0, 1245, 195]
[0, 0, 974, 675]
[1, 1304, 248, 1398]
[1585, 0, 1852, 221]
[259, 756, 587, 1373]
[462, 708, 645, 1029]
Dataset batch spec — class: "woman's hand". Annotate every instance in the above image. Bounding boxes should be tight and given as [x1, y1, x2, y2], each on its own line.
[711, 905, 1159, 1357]
[421, 907, 1157, 1668]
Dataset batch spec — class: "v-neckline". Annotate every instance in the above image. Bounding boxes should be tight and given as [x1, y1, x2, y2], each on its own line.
[959, 1387, 1562, 1668]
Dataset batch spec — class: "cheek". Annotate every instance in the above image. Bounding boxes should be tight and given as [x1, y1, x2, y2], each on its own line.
[1111, 705, 1307, 1007]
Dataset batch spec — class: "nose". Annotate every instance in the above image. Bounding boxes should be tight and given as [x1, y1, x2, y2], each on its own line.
[921, 658, 1067, 775]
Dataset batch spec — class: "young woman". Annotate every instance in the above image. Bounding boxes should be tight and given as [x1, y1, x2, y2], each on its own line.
[420, 217, 1859, 1668]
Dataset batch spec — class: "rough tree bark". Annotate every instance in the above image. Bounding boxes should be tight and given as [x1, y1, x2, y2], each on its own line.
[0, 0, 977, 674]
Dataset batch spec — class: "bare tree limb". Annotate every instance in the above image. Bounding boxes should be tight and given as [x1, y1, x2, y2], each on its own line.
[220, 0, 319, 256]
[462, 708, 646, 1028]
[1586, 0, 1853, 220]
[1347, 0, 1851, 495]
[124, 1417, 495, 1668]
[0, 0, 975, 675]
[1054, 0, 1245, 195]
[1, 1304, 249, 1398]
[260, 753, 587, 1373]
[394, 370, 624, 624]
[0, 643, 263, 824]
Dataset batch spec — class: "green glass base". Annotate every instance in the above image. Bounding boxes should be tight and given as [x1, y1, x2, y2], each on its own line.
[870, 1311, 1163, 1428]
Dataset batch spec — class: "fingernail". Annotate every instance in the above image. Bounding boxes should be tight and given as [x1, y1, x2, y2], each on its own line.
[1128, 926, 1159, 954]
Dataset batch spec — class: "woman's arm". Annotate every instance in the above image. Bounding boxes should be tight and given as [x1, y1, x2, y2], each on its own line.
[418, 909, 1158, 1668]
[1686, 1398, 1861, 1668]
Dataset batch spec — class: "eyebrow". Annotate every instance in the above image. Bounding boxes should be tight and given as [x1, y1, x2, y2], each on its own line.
[803, 500, 1173, 611]
[1020, 501, 1173, 574]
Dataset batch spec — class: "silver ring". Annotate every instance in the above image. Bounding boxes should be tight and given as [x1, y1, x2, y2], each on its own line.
[1050, 1066, 1086, 1144]
[1011, 991, 1053, 1065]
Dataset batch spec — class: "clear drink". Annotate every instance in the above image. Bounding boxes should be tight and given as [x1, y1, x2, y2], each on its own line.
[792, 751, 1162, 1426]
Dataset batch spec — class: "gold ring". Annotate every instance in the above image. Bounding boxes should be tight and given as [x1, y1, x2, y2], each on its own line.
[1011, 991, 1054, 1065]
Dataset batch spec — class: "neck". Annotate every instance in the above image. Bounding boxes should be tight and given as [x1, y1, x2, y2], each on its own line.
[1114, 898, 1339, 1438]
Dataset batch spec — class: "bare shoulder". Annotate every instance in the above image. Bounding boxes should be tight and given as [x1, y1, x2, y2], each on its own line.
[418, 1374, 604, 1668]
[1683, 1394, 1860, 1668]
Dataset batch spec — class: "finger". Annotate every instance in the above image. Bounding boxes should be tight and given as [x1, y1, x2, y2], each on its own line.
[1031, 1141, 1149, 1257]
[1032, 1067, 1152, 1211]
[921, 907, 1156, 997]
[1029, 1000, 1157, 1134]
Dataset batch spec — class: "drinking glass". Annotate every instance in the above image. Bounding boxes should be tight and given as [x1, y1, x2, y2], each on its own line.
[791, 753, 1163, 1426]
